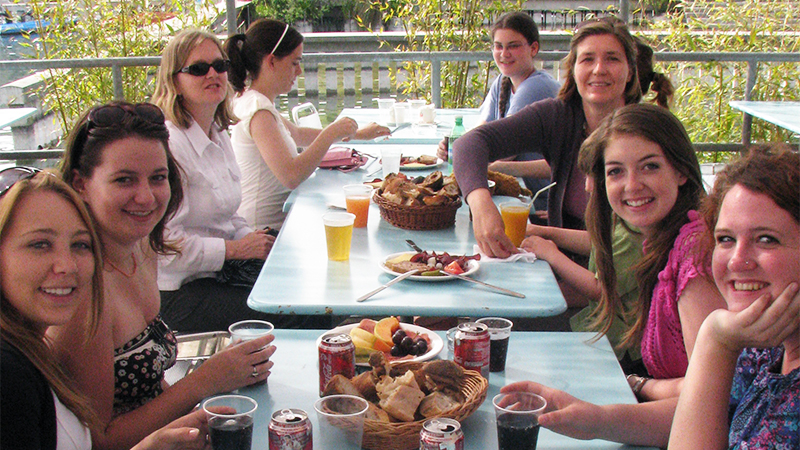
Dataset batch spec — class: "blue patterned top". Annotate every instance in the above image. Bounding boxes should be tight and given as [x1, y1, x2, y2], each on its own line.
[728, 347, 800, 449]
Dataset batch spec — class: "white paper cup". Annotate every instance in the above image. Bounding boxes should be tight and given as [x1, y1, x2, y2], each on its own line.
[392, 102, 409, 124]
[381, 148, 402, 178]
[377, 98, 395, 125]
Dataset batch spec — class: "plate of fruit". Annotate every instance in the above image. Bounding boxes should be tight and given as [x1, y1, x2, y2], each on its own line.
[381, 251, 480, 281]
[317, 316, 444, 366]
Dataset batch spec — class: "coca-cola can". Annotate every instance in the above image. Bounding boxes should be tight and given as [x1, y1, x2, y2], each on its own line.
[420, 418, 465, 450]
[268, 408, 312, 450]
[454, 322, 490, 378]
[318, 333, 356, 396]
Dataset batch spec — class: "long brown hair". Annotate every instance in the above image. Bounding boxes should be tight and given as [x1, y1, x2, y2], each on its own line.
[558, 16, 641, 107]
[60, 102, 183, 255]
[578, 103, 705, 350]
[152, 29, 237, 130]
[0, 171, 102, 429]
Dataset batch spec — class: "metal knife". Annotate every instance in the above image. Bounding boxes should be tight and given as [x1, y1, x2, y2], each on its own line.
[442, 272, 526, 298]
[356, 269, 422, 302]
[405, 239, 424, 252]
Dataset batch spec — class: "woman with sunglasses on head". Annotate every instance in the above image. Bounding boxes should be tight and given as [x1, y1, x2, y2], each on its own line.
[49, 101, 275, 450]
[0, 171, 214, 450]
[670, 145, 799, 450]
[152, 29, 317, 332]
[224, 19, 388, 230]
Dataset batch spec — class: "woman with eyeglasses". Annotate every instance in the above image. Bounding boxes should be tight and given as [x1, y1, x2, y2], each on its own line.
[224, 19, 389, 230]
[0, 170, 215, 450]
[152, 29, 314, 332]
[49, 101, 275, 450]
[435, 12, 560, 212]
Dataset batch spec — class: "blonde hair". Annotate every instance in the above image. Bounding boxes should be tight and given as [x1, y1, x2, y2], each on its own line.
[152, 29, 236, 129]
[0, 170, 103, 429]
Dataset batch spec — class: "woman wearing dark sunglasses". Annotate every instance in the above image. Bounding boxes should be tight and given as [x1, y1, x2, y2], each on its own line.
[0, 170, 221, 450]
[151, 29, 313, 333]
[223, 19, 389, 231]
[49, 101, 275, 450]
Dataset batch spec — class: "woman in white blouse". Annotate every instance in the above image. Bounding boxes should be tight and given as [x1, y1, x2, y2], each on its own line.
[152, 29, 329, 332]
[224, 19, 388, 230]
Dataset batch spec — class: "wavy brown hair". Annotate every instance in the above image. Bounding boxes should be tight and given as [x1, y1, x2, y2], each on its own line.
[0, 170, 102, 429]
[60, 102, 183, 255]
[701, 144, 799, 246]
[558, 16, 641, 107]
[578, 103, 706, 350]
[152, 29, 236, 130]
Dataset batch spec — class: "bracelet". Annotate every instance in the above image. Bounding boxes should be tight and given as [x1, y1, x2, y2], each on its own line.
[626, 374, 650, 396]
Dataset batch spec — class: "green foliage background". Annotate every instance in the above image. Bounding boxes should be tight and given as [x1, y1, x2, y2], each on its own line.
[649, 0, 799, 149]
[362, 0, 523, 108]
[23, 0, 216, 137]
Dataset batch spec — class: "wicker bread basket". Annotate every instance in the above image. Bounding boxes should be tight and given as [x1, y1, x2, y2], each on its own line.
[359, 361, 488, 450]
[373, 190, 462, 230]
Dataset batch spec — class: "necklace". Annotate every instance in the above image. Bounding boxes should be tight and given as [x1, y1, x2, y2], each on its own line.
[105, 253, 138, 278]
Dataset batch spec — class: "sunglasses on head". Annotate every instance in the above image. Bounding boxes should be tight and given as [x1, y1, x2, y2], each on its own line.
[0, 166, 41, 197]
[176, 59, 231, 77]
[87, 103, 165, 129]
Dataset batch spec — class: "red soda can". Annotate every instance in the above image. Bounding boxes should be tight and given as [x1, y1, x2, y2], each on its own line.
[268, 408, 312, 450]
[318, 333, 356, 395]
[454, 322, 490, 378]
[420, 418, 465, 450]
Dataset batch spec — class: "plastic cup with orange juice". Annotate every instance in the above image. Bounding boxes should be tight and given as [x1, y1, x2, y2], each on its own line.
[499, 201, 531, 248]
[342, 184, 373, 228]
[323, 212, 356, 261]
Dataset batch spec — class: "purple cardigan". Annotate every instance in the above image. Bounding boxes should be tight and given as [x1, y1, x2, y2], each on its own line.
[453, 98, 587, 228]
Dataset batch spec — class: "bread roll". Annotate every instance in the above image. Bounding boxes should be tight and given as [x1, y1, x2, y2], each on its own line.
[379, 384, 424, 422]
[419, 391, 460, 418]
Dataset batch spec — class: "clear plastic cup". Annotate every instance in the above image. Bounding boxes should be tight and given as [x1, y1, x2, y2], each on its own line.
[342, 184, 373, 228]
[203, 395, 258, 450]
[322, 212, 356, 261]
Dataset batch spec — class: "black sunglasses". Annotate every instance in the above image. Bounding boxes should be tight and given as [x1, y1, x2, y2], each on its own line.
[87, 103, 165, 129]
[0, 166, 41, 197]
[176, 59, 231, 77]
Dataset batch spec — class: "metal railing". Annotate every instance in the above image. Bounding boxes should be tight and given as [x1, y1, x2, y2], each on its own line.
[1, 50, 799, 161]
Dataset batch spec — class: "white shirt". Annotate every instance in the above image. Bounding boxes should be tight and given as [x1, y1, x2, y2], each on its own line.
[157, 119, 253, 291]
[52, 390, 91, 450]
[231, 89, 295, 230]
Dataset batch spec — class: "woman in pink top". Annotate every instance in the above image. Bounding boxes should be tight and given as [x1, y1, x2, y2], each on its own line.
[578, 103, 726, 401]
[498, 104, 726, 448]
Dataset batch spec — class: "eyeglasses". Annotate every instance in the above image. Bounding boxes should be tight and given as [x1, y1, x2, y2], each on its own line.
[0, 166, 41, 197]
[176, 59, 231, 77]
[87, 103, 165, 129]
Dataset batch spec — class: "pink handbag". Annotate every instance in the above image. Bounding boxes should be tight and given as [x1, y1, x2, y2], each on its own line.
[319, 146, 369, 172]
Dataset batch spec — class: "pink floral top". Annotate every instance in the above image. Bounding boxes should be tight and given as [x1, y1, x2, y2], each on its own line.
[641, 211, 708, 379]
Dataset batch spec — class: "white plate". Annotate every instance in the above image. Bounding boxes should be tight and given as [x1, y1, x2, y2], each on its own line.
[316, 323, 444, 366]
[380, 251, 480, 282]
[400, 158, 444, 171]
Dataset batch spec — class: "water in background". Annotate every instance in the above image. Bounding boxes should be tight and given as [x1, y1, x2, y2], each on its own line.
[0, 34, 38, 85]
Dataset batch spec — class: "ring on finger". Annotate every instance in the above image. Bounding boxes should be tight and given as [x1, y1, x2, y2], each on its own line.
[251, 366, 259, 378]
